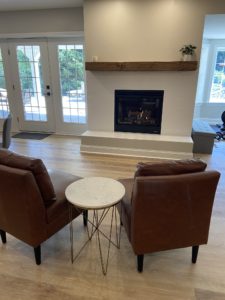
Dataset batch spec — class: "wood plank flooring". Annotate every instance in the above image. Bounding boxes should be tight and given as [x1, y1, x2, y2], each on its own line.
[0, 135, 225, 300]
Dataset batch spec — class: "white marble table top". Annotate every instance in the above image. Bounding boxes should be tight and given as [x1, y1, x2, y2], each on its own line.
[65, 177, 125, 210]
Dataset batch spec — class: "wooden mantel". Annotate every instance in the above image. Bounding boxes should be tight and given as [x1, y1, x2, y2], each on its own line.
[85, 61, 198, 71]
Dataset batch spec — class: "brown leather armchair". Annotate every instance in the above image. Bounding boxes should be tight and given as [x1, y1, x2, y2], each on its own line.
[0, 149, 86, 265]
[0, 114, 12, 149]
[118, 159, 220, 272]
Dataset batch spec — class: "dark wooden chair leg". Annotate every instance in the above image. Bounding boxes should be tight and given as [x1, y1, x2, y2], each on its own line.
[0, 230, 6, 244]
[34, 245, 41, 265]
[192, 245, 199, 263]
[83, 210, 88, 226]
[137, 254, 144, 272]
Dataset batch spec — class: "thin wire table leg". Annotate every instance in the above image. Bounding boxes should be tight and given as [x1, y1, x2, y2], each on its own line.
[69, 204, 74, 263]
[86, 210, 96, 240]
[69, 203, 122, 274]
[95, 207, 115, 275]
[113, 204, 121, 248]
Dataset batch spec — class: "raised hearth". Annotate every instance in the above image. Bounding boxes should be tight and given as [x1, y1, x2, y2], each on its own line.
[80, 131, 193, 159]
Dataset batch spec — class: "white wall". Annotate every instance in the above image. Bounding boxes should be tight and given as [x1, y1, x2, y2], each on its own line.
[84, 0, 225, 62]
[84, 0, 225, 137]
[84, 0, 203, 62]
[0, 8, 83, 35]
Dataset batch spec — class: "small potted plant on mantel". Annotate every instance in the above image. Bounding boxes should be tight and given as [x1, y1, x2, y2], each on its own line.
[179, 44, 197, 61]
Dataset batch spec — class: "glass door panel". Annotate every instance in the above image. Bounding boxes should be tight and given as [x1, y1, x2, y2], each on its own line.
[48, 39, 87, 135]
[58, 44, 86, 124]
[0, 48, 10, 119]
[17, 45, 47, 121]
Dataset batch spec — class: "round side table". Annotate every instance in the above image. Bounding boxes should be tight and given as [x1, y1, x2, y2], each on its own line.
[65, 177, 125, 275]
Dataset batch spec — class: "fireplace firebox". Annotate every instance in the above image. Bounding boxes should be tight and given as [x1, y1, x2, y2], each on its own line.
[114, 90, 164, 134]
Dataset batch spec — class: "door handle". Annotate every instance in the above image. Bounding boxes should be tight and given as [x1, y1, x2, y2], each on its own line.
[45, 85, 51, 96]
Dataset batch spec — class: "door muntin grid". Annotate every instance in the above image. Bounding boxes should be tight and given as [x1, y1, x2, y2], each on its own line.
[58, 44, 86, 124]
[0, 48, 10, 119]
[16, 45, 47, 121]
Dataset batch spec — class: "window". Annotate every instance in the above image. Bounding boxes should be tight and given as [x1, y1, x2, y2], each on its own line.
[209, 48, 225, 103]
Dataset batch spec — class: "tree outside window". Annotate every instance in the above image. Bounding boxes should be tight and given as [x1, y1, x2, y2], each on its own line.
[58, 46, 84, 96]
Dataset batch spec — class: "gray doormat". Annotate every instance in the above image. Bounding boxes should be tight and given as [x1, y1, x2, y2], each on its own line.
[12, 132, 51, 140]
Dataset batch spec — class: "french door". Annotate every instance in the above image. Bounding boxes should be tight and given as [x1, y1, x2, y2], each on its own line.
[9, 41, 55, 132]
[0, 38, 87, 135]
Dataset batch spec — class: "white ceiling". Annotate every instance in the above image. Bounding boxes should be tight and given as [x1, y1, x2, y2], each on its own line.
[0, 0, 83, 11]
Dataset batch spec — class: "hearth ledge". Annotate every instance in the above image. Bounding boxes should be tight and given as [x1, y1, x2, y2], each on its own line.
[80, 131, 193, 160]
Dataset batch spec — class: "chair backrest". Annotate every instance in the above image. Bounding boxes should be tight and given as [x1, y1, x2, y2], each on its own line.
[130, 170, 220, 254]
[2, 114, 12, 149]
[0, 149, 56, 206]
[0, 164, 47, 246]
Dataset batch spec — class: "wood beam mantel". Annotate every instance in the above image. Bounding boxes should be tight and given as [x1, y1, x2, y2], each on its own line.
[85, 61, 198, 71]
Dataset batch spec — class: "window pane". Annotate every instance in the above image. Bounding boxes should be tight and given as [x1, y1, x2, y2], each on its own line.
[209, 50, 225, 103]
[58, 44, 86, 124]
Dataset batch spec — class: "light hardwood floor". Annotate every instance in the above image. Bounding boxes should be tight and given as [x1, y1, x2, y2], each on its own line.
[0, 135, 225, 300]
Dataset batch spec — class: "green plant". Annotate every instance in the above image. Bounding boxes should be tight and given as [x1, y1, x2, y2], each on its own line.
[179, 44, 197, 55]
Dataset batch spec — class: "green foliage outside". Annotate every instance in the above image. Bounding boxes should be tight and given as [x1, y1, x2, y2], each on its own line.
[17, 50, 33, 92]
[1, 48, 84, 96]
[58, 48, 84, 95]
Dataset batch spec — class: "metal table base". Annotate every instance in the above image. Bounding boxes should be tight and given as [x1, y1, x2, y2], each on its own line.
[69, 204, 121, 275]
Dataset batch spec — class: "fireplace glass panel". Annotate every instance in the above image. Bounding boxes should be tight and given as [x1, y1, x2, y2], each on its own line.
[114, 90, 164, 134]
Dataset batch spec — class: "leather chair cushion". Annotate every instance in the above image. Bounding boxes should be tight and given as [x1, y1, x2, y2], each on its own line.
[0, 149, 56, 206]
[47, 169, 81, 223]
[135, 159, 207, 177]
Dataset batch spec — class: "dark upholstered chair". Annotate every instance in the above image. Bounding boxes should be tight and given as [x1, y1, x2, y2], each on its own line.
[118, 159, 220, 272]
[0, 114, 12, 149]
[0, 149, 86, 265]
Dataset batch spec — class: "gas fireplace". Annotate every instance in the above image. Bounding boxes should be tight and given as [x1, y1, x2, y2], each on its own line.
[114, 90, 164, 134]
